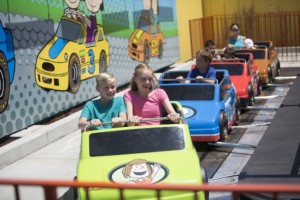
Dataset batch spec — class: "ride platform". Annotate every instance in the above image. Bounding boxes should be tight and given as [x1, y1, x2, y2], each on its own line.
[239, 73, 300, 199]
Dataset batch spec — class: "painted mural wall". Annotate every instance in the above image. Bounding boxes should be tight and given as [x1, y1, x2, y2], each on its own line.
[0, 0, 179, 138]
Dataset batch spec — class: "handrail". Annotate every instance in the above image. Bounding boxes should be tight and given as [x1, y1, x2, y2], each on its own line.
[0, 178, 300, 200]
[83, 117, 177, 132]
[160, 78, 218, 84]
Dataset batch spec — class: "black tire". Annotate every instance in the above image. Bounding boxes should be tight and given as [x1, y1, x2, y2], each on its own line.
[276, 59, 281, 76]
[248, 84, 255, 106]
[235, 97, 241, 123]
[68, 54, 81, 94]
[268, 66, 273, 84]
[219, 111, 228, 141]
[158, 41, 163, 60]
[0, 52, 10, 113]
[200, 165, 209, 200]
[144, 41, 150, 64]
[99, 51, 107, 73]
[257, 77, 262, 96]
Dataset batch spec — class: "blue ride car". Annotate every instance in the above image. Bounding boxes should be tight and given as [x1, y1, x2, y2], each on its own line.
[159, 69, 240, 142]
[0, 20, 15, 113]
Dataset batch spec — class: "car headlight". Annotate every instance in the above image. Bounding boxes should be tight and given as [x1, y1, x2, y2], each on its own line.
[183, 106, 195, 118]
[64, 53, 68, 61]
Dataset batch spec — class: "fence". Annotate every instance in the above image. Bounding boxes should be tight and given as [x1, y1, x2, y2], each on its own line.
[189, 12, 300, 62]
[0, 178, 300, 200]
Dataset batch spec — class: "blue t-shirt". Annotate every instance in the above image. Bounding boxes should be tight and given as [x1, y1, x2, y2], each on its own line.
[229, 35, 245, 48]
[80, 96, 126, 129]
[187, 66, 216, 81]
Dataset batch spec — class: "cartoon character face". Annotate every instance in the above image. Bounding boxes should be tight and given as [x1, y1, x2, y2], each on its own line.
[129, 163, 150, 178]
[65, 0, 80, 9]
[86, 0, 102, 13]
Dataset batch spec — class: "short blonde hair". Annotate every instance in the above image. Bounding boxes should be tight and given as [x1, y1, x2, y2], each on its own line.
[96, 72, 116, 87]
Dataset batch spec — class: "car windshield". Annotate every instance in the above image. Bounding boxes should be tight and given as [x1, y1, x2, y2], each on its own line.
[56, 19, 82, 42]
[161, 85, 215, 101]
[89, 126, 185, 157]
[211, 64, 244, 75]
[236, 49, 265, 59]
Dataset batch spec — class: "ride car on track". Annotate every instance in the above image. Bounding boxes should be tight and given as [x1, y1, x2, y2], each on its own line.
[35, 17, 110, 93]
[159, 70, 239, 142]
[210, 53, 261, 107]
[0, 20, 15, 113]
[76, 102, 208, 200]
[128, 10, 164, 64]
[234, 41, 280, 85]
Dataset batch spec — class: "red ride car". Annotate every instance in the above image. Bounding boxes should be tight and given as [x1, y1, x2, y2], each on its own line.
[208, 53, 262, 107]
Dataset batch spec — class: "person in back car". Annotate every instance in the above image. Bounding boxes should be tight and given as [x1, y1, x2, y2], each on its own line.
[204, 39, 221, 60]
[228, 23, 246, 48]
[177, 50, 216, 84]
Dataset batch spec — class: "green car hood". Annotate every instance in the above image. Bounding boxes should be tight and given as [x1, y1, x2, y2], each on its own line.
[77, 149, 202, 184]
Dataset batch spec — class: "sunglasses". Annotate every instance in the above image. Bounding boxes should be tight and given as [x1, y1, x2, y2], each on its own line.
[231, 29, 239, 32]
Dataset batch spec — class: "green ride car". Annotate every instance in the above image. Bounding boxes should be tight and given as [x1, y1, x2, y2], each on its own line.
[75, 102, 208, 200]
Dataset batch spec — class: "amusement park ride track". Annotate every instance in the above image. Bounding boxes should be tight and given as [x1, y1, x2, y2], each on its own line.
[0, 67, 297, 181]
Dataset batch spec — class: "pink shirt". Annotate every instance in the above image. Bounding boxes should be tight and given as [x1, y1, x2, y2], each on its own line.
[124, 88, 168, 125]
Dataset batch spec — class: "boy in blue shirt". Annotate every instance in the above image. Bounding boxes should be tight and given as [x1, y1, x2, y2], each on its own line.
[177, 50, 216, 84]
[78, 73, 127, 131]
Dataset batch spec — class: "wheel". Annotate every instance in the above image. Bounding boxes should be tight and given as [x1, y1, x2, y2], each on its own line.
[248, 84, 255, 106]
[158, 40, 163, 59]
[68, 54, 81, 94]
[276, 59, 281, 76]
[219, 111, 228, 141]
[99, 51, 107, 73]
[268, 66, 273, 84]
[0, 52, 10, 113]
[235, 97, 241, 123]
[144, 41, 150, 64]
[200, 165, 209, 200]
[257, 77, 262, 96]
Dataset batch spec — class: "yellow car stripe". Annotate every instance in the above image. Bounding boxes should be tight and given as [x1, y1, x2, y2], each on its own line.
[133, 29, 143, 44]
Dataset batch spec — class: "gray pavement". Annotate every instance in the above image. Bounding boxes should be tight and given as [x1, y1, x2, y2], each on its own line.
[0, 61, 298, 200]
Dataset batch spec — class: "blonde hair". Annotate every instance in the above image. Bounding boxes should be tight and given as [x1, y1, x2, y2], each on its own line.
[130, 63, 158, 91]
[96, 72, 116, 87]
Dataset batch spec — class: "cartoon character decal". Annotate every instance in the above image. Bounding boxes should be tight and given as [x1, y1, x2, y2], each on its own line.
[0, 21, 15, 113]
[128, 0, 164, 64]
[35, 0, 109, 93]
[108, 159, 169, 184]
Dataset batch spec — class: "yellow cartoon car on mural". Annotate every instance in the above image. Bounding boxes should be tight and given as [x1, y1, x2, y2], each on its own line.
[128, 10, 164, 64]
[35, 17, 110, 93]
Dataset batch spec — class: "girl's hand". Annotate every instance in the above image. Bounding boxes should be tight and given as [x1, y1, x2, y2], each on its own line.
[128, 116, 142, 126]
[90, 119, 102, 127]
[167, 113, 180, 123]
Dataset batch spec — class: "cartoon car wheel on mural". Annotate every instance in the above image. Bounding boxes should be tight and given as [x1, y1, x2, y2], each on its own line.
[35, 0, 109, 94]
[128, 0, 164, 64]
[0, 21, 15, 113]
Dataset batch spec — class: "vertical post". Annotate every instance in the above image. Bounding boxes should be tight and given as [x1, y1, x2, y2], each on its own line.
[44, 186, 57, 200]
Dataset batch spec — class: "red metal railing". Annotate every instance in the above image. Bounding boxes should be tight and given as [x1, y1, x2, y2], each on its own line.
[0, 178, 300, 200]
[189, 11, 300, 62]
